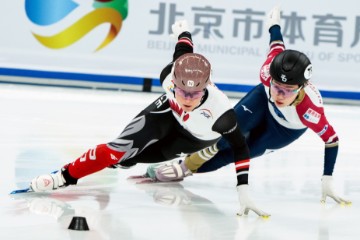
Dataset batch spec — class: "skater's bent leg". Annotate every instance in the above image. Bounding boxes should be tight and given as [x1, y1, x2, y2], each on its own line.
[196, 147, 234, 173]
[30, 144, 126, 192]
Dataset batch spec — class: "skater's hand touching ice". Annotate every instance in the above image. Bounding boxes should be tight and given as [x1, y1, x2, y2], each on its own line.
[321, 176, 351, 205]
[237, 185, 270, 218]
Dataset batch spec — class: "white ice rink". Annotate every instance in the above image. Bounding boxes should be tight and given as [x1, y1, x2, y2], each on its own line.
[1, 84, 359, 240]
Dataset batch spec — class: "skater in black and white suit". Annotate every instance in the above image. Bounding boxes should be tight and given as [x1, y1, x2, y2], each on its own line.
[29, 19, 268, 216]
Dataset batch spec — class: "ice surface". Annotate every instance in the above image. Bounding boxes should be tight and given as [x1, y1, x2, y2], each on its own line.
[1, 84, 359, 240]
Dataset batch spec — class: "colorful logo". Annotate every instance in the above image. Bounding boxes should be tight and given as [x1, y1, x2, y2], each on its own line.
[25, 0, 128, 51]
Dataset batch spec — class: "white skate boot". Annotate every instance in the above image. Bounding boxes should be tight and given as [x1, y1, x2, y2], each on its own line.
[30, 170, 67, 192]
[154, 160, 192, 182]
[128, 160, 193, 183]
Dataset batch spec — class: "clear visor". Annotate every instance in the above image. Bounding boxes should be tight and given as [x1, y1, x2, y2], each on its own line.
[174, 87, 205, 99]
[270, 79, 302, 97]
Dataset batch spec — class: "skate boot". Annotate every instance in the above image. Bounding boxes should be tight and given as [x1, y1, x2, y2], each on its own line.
[30, 165, 77, 192]
[30, 170, 67, 192]
[128, 160, 192, 183]
[154, 160, 192, 182]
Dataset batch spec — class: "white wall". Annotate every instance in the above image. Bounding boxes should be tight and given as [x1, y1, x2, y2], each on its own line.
[0, 1, 359, 101]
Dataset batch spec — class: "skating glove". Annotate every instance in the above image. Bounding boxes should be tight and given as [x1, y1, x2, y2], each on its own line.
[170, 20, 190, 39]
[321, 175, 351, 205]
[266, 6, 281, 30]
[237, 185, 270, 218]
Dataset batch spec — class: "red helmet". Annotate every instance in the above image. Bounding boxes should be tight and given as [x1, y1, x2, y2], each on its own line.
[173, 53, 211, 91]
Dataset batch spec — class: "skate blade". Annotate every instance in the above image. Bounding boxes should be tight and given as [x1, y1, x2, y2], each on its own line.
[10, 187, 33, 194]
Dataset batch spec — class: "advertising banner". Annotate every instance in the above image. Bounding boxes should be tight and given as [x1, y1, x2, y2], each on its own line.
[0, 1, 359, 101]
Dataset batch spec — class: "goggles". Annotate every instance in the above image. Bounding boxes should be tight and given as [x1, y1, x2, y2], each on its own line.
[270, 79, 302, 98]
[174, 87, 205, 99]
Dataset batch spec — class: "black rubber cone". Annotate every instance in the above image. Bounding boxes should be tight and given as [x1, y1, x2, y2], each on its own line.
[68, 216, 89, 231]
